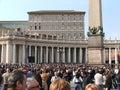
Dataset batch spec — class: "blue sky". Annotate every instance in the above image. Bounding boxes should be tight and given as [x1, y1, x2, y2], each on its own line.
[0, 0, 120, 39]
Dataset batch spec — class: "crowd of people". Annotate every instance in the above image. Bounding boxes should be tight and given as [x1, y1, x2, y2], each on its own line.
[0, 63, 120, 90]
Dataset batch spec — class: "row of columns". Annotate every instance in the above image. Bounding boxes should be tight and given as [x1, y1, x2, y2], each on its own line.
[0, 43, 119, 64]
[27, 45, 87, 64]
[104, 47, 118, 64]
[1, 44, 86, 64]
[1, 43, 26, 64]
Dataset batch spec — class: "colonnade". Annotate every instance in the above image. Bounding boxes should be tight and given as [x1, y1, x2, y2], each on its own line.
[26, 45, 87, 64]
[0, 43, 87, 64]
[104, 47, 118, 64]
[0, 43, 119, 64]
[1, 43, 26, 64]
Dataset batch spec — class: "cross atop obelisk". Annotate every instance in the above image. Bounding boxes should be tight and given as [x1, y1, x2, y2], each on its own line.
[87, 0, 104, 65]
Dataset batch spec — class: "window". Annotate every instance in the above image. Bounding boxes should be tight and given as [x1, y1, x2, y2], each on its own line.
[35, 26, 37, 30]
[39, 23, 41, 30]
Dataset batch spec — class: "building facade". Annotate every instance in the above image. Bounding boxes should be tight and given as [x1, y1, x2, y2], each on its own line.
[0, 10, 88, 64]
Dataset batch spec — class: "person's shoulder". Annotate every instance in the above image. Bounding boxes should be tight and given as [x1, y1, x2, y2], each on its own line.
[116, 74, 120, 78]
[7, 87, 14, 90]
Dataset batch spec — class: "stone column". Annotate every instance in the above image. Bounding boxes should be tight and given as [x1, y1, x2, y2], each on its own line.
[51, 47, 54, 63]
[115, 48, 117, 64]
[57, 47, 59, 63]
[80, 48, 82, 63]
[19, 45, 23, 64]
[85, 48, 88, 63]
[68, 47, 71, 63]
[109, 48, 111, 64]
[29, 45, 31, 56]
[74, 47, 76, 63]
[6, 43, 12, 63]
[1, 44, 5, 63]
[35, 46, 37, 64]
[25, 45, 29, 64]
[37, 46, 40, 64]
[40, 46, 43, 63]
[22, 44, 26, 64]
[103, 48, 105, 64]
[46, 46, 48, 63]
[63, 47, 65, 63]
[13, 44, 16, 64]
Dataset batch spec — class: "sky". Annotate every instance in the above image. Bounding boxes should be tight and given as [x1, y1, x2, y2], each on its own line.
[0, 0, 120, 40]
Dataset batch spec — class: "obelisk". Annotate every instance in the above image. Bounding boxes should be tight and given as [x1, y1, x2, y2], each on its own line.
[87, 0, 104, 64]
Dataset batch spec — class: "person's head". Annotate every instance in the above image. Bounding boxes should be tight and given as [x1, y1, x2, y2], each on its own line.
[50, 78, 71, 90]
[85, 84, 101, 90]
[8, 70, 27, 90]
[26, 77, 40, 90]
[33, 71, 42, 87]
[54, 71, 58, 76]
[75, 72, 80, 78]
[41, 73, 48, 81]
[6, 68, 10, 73]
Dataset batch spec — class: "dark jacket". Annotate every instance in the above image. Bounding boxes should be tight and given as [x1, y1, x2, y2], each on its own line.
[116, 74, 120, 84]
[106, 75, 112, 90]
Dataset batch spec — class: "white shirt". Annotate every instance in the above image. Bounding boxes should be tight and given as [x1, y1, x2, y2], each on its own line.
[73, 76, 83, 83]
[51, 76, 60, 82]
[94, 73, 104, 85]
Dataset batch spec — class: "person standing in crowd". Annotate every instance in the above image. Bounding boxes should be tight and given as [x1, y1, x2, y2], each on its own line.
[41, 73, 48, 90]
[94, 69, 104, 90]
[82, 71, 89, 89]
[85, 84, 101, 90]
[51, 71, 60, 82]
[83, 69, 95, 88]
[73, 72, 83, 90]
[0, 73, 4, 90]
[27, 69, 33, 78]
[46, 70, 52, 90]
[2, 68, 11, 90]
[49, 78, 71, 90]
[105, 71, 112, 90]
[66, 69, 73, 83]
[33, 71, 43, 90]
[7, 70, 27, 90]
[88, 69, 96, 84]
[102, 69, 107, 90]
[116, 69, 120, 90]
[26, 77, 40, 90]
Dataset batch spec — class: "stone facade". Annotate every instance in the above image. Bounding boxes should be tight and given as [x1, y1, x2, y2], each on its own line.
[28, 10, 85, 41]
[0, 10, 88, 64]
